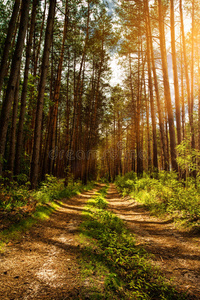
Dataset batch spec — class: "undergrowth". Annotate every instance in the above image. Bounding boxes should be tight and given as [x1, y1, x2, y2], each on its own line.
[0, 175, 94, 249]
[79, 185, 186, 299]
[115, 171, 200, 229]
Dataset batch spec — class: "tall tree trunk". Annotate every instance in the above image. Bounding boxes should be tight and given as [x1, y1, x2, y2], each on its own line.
[128, 53, 136, 173]
[68, 3, 90, 181]
[158, 0, 177, 171]
[15, 0, 38, 175]
[145, 7, 158, 171]
[170, 0, 181, 145]
[34, 0, 47, 75]
[44, 0, 69, 176]
[144, 0, 167, 170]
[0, 0, 21, 97]
[198, 57, 200, 150]
[25, 0, 47, 158]
[165, 108, 170, 167]
[0, 0, 30, 176]
[30, 0, 56, 189]
[180, 0, 191, 126]
[191, 0, 195, 150]
[180, 36, 185, 140]
[144, 75, 151, 170]
[8, 75, 20, 177]
[71, 2, 90, 147]
[136, 36, 143, 176]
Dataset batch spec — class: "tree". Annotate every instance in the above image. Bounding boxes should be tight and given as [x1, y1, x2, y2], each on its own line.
[170, 0, 181, 145]
[30, 0, 56, 189]
[145, 0, 158, 171]
[0, 0, 21, 97]
[42, 0, 69, 178]
[158, 0, 177, 171]
[0, 0, 31, 176]
[15, 0, 38, 175]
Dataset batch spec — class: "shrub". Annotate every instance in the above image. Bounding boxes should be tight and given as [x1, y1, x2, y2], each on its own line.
[115, 171, 200, 227]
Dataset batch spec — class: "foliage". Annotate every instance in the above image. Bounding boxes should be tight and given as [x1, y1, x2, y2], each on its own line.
[79, 186, 186, 299]
[176, 138, 200, 170]
[114, 171, 137, 196]
[0, 175, 94, 210]
[115, 172, 200, 228]
[0, 175, 95, 249]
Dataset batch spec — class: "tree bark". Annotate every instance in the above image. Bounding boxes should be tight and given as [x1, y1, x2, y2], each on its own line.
[8, 75, 20, 177]
[144, 0, 167, 170]
[190, 0, 195, 150]
[43, 0, 69, 177]
[145, 5, 158, 171]
[30, 0, 56, 189]
[0, 0, 30, 176]
[180, 0, 191, 126]
[158, 0, 177, 171]
[0, 0, 21, 97]
[15, 0, 38, 175]
[170, 0, 181, 145]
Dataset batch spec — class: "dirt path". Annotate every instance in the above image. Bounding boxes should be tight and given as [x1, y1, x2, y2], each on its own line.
[106, 184, 200, 300]
[0, 186, 100, 300]
[1, 183, 200, 300]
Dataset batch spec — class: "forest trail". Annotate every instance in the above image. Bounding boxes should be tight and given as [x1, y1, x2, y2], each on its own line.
[0, 186, 101, 300]
[106, 184, 200, 299]
[1, 183, 200, 300]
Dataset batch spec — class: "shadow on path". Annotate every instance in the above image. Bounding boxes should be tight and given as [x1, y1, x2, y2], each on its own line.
[106, 184, 200, 300]
[0, 185, 102, 300]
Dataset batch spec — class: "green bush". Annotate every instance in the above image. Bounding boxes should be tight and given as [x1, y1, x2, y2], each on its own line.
[115, 171, 137, 196]
[0, 175, 94, 211]
[115, 171, 200, 226]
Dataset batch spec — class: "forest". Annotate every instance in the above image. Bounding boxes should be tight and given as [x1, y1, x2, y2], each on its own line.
[0, 0, 200, 299]
[1, 0, 200, 187]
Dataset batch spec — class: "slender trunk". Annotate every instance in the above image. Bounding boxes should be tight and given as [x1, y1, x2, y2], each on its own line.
[198, 57, 200, 150]
[158, 0, 177, 171]
[191, 0, 195, 150]
[71, 3, 90, 149]
[0, 0, 30, 176]
[128, 53, 136, 173]
[47, 0, 69, 175]
[180, 0, 191, 124]
[25, 0, 47, 158]
[181, 36, 185, 140]
[145, 8, 158, 171]
[30, 0, 56, 189]
[170, 0, 181, 145]
[144, 76, 151, 170]
[15, 0, 38, 175]
[69, 4, 90, 180]
[8, 75, 20, 177]
[136, 36, 143, 176]
[118, 111, 122, 175]
[34, 0, 47, 75]
[0, 0, 21, 97]
[165, 108, 170, 169]
[144, 0, 167, 170]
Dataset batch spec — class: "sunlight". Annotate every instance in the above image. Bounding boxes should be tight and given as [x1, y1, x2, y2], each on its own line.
[110, 55, 125, 86]
[183, 17, 192, 34]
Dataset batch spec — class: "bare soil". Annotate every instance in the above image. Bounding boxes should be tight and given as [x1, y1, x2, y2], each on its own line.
[0, 186, 100, 300]
[106, 184, 200, 300]
[0, 183, 200, 300]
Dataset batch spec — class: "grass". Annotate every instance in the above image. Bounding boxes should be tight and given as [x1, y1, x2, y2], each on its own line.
[0, 175, 95, 251]
[0, 200, 60, 249]
[78, 185, 187, 299]
[115, 171, 200, 231]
